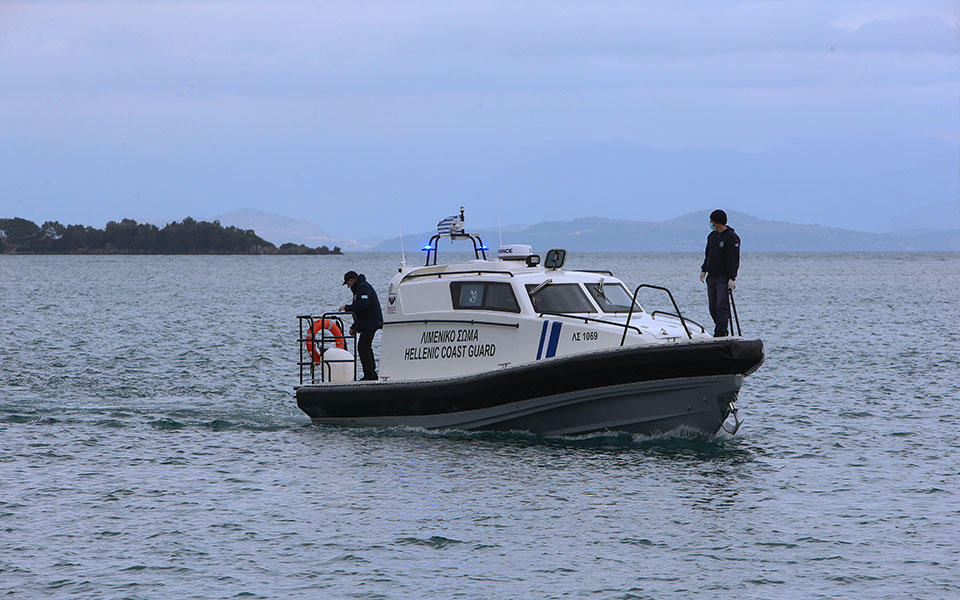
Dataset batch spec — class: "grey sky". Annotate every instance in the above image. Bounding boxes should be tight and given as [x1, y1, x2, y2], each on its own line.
[1, 1, 957, 236]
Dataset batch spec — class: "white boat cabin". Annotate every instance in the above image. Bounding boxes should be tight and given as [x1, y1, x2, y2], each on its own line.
[376, 225, 709, 382]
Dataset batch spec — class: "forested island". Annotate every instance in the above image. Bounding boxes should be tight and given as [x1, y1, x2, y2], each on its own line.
[0, 217, 341, 255]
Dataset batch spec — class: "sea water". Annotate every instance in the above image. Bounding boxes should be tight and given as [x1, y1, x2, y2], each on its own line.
[1, 252, 959, 599]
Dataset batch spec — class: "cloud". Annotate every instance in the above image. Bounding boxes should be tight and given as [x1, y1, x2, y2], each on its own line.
[1, 1, 956, 94]
[0, 2, 955, 151]
[842, 14, 959, 53]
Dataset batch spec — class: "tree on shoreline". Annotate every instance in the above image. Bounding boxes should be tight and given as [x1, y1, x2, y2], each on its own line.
[0, 217, 342, 255]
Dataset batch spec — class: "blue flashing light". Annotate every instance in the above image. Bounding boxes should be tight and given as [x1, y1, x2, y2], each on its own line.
[421, 244, 435, 251]
[479, 245, 489, 251]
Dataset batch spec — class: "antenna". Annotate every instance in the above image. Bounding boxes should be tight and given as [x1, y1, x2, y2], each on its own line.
[397, 192, 406, 267]
[498, 209, 503, 247]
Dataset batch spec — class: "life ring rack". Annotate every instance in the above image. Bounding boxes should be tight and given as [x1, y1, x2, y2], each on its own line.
[306, 317, 347, 363]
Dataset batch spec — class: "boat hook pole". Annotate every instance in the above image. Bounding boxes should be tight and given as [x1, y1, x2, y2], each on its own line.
[727, 289, 742, 337]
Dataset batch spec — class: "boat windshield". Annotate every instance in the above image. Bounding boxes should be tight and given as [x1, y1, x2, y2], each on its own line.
[585, 283, 642, 313]
[525, 283, 596, 314]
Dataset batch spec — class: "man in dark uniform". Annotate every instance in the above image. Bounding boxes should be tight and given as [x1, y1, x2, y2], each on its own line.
[699, 209, 740, 337]
[338, 270, 383, 380]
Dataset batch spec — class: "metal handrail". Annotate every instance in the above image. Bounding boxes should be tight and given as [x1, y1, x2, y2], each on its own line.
[401, 269, 514, 283]
[536, 311, 644, 337]
[621, 284, 692, 345]
[297, 312, 358, 384]
[651, 311, 706, 334]
[383, 318, 519, 328]
[423, 233, 488, 265]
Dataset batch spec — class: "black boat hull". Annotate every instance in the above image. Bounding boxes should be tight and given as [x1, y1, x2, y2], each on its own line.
[296, 338, 764, 436]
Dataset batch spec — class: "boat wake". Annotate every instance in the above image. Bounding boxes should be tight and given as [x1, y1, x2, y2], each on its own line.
[325, 421, 755, 457]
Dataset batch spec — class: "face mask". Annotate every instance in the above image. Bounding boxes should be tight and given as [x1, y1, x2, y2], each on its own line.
[710, 223, 716, 231]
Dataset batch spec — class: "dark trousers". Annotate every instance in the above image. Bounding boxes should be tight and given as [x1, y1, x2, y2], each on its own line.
[706, 275, 730, 337]
[357, 330, 378, 380]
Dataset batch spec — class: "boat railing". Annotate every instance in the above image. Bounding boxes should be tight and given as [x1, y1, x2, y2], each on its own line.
[536, 311, 644, 338]
[422, 233, 489, 266]
[622, 284, 693, 344]
[297, 313, 358, 385]
[384, 318, 520, 328]
[651, 311, 706, 334]
[401, 269, 514, 283]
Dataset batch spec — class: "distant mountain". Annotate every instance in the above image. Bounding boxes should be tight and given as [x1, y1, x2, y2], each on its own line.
[369, 210, 960, 252]
[873, 200, 960, 234]
[896, 229, 960, 250]
[8, 131, 954, 236]
[212, 209, 378, 250]
[464, 133, 958, 232]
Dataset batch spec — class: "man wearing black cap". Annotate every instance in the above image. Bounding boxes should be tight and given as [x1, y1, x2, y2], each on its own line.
[338, 271, 383, 380]
[699, 209, 740, 337]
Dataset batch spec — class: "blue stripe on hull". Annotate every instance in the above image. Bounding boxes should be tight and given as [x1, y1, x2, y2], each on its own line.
[536, 320, 549, 360]
[546, 322, 562, 358]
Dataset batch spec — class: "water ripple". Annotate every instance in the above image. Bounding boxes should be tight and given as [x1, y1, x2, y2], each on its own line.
[1, 253, 958, 599]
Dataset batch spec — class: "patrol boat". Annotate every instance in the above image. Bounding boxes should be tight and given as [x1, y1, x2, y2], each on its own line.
[295, 210, 764, 436]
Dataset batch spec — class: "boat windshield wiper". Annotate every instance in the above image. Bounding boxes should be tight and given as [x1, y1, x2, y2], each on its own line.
[529, 279, 553, 297]
[596, 277, 607, 299]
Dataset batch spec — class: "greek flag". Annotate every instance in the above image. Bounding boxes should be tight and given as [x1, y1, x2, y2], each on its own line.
[437, 214, 464, 236]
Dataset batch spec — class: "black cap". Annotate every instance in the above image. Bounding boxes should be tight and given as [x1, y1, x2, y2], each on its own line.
[709, 209, 727, 225]
[342, 270, 358, 285]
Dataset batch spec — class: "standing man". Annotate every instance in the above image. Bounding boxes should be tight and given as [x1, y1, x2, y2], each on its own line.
[339, 270, 383, 381]
[699, 209, 740, 337]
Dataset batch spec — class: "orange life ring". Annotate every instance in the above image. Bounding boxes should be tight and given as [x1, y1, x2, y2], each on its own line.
[307, 319, 346, 363]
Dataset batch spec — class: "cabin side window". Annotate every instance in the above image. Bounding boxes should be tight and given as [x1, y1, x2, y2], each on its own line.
[449, 282, 521, 313]
[525, 283, 596, 314]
